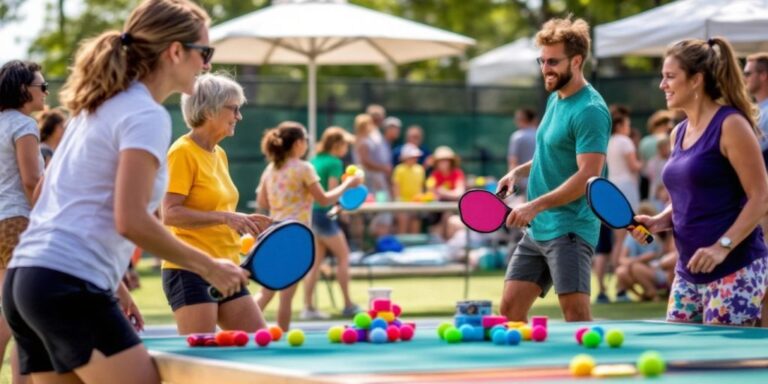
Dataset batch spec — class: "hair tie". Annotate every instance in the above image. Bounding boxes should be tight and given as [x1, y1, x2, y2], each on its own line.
[707, 38, 715, 47]
[120, 32, 134, 47]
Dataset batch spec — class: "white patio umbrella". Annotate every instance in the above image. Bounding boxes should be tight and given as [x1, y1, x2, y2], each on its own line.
[209, 0, 475, 149]
[595, 0, 768, 58]
[467, 37, 540, 86]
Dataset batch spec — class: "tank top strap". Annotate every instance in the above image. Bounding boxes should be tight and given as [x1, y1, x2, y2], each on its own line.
[700, 106, 740, 151]
[672, 119, 688, 151]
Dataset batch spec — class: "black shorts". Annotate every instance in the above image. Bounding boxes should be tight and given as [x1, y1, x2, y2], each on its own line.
[2, 267, 141, 374]
[162, 268, 250, 311]
[595, 224, 613, 255]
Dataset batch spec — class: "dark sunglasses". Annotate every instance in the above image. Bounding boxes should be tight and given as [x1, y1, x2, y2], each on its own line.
[183, 43, 215, 65]
[536, 57, 569, 67]
[29, 82, 48, 93]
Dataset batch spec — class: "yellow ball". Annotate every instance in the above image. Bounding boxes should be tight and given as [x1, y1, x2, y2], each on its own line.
[519, 325, 533, 341]
[287, 329, 305, 347]
[570, 354, 596, 377]
[475, 176, 486, 186]
[240, 234, 255, 255]
[327, 326, 344, 343]
[346, 165, 359, 175]
[506, 321, 526, 329]
[425, 177, 436, 189]
[377, 311, 395, 323]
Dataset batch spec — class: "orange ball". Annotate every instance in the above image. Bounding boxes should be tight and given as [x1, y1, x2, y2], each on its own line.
[269, 326, 283, 342]
[215, 330, 235, 346]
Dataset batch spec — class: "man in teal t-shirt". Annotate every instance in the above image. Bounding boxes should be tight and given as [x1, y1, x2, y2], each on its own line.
[497, 16, 610, 323]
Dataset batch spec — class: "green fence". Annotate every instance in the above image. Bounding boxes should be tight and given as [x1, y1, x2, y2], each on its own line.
[47, 75, 667, 211]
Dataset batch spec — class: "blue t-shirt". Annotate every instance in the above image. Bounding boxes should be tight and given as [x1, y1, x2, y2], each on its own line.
[527, 84, 611, 247]
[623, 235, 661, 259]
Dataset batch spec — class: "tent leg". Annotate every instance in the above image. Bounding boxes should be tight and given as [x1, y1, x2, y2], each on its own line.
[308, 58, 317, 155]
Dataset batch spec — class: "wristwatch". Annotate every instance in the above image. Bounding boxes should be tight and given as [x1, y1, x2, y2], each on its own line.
[718, 236, 733, 250]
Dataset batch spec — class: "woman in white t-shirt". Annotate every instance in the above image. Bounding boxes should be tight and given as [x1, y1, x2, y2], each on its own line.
[606, 105, 643, 273]
[0, 59, 46, 384]
[2, 1, 248, 383]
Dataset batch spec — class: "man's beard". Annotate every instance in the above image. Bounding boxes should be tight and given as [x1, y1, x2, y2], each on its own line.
[545, 66, 573, 92]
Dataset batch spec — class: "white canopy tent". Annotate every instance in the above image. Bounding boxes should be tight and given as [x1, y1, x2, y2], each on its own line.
[595, 0, 768, 58]
[467, 37, 540, 86]
[209, 0, 475, 149]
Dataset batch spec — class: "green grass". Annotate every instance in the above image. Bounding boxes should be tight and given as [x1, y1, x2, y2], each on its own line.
[0, 264, 666, 383]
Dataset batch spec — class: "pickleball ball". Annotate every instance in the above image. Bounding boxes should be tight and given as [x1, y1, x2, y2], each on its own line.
[269, 326, 283, 341]
[342, 328, 358, 344]
[392, 304, 402, 317]
[370, 318, 388, 330]
[591, 325, 605, 338]
[575, 327, 590, 344]
[386, 325, 401, 342]
[531, 325, 547, 342]
[327, 326, 344, 343]
[637, 351, 666, 377]
[215, 331, 235, 346]
[354, 313, 373, 329]
[582, 330, 601, 348]
[399, 325, 414, 341]
[254, 330, 271, 347]
[444, 327, 462, 343]
[287, 329, 305, 347]
[605, 329, 624, 348]
[492, 330, 507, 345]
[519, 325, 533, 341]
[437, 322, 453, 339]
[570, 354, 596, 377]
[232, 331, 249, 346]
[506, 329, 522, 345]
[370, 328, 388, 344]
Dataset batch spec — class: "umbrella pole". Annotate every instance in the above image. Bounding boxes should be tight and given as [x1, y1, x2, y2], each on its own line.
[308, 57, 317, 156]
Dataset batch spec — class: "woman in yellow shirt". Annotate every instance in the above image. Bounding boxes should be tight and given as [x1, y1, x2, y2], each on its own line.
[162, 73, 270, 334]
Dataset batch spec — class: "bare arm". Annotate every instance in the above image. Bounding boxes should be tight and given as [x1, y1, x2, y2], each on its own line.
[531, 153, 604, 211]
[497, 160, 532, 194]
[256, 177, 270, 210]
[356, 144, 390, 174]
[15, 135, 42, 205]
[623, 150, 643, 173]
[162, 193, 269, 237]
[307, 175, 361, 206]
[114, 149, 248, 297]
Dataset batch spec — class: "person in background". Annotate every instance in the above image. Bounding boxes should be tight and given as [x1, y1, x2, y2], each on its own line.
[257, 122, 361, 327]
[632, 37, 768, 326]
[427, 146, 466, 240]
[392, 143, 425, 234]
[393, 124, 431, 167]
[37, 107, 68, 166]
[161, 73, 270, 335]
[615, 203, 664, 302]
[0, 59, 46, 384]
[638, 110, 675, 198]
[383, 116, 402, 162]
[645, 136, 671, 199]
[507, 108, 538, 197]
[306, 126, 361, 318]
[353, 113, 392, 237]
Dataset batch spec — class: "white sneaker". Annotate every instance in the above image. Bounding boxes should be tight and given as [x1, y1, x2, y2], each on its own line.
[299, 308, 331, 320]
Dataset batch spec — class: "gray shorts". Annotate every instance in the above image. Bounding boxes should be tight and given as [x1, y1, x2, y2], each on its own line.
[505, 232, 594, 297]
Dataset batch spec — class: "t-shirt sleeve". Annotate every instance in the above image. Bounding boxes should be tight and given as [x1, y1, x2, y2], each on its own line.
[329, 158, 343, 180]
[301, 161, 321, 187]
[617, 135, 635, 155]
[12, 115, 40, 142]
[166, 144, 195, 196]
[508, 134, 517, 158]
[118, 107, 172, 164]
[573, 105, 611, 155]
[392, 165, 404, 185]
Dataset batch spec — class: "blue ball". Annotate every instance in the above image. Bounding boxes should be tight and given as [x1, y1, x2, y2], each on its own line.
[370, 328, 388, 344]
[492, 329, 508, 345]
[506, 329, 522, 345]
[591, 326, 605, 338]
[490, 325, 506, 338]
[370, 318, 388, 330]
[459, 324, 475, 341]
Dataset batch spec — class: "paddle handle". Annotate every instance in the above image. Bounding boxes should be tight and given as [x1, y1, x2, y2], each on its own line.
[496, 184, 519, 199]
[631, 221, 654, 244]
[326, 204, 341, 219]
[208, 286, 224, 300]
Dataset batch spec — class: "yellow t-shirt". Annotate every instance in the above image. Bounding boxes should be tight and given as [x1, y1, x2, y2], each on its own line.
[163, 135, 240, 269]
[259, 158, 319, 226]
[392, 163, 425, 202]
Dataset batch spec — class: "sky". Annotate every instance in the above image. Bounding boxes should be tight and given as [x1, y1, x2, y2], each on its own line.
[0, 0, 83, 65]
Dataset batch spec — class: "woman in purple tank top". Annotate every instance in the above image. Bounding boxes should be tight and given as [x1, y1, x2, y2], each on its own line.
[630, 37, 768, 326]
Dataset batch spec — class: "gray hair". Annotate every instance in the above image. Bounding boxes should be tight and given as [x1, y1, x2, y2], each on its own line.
[181, 73, 246, 129]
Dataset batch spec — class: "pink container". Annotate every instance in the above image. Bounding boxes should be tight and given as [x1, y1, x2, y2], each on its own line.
[481, 315, 507, 328]
[371, 298, 392, 312]
[531, 316, 548, 329]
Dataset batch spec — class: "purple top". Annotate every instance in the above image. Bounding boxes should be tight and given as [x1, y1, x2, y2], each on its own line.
[662, 106, 766, 284]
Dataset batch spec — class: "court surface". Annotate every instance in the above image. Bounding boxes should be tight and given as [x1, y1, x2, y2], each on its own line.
[144, 320, 768, 383]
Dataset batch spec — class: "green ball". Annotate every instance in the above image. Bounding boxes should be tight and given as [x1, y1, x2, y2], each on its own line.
[437, 322, 453, 340]
[327, 326, 344, 343]
[637, 351, 666, 377]
[287, 329, 305, 347]
[605, 329, 624, 348]
[353, 313, 372, 329]
[582, 330, 602, 348]
[444, 327, 462, 343]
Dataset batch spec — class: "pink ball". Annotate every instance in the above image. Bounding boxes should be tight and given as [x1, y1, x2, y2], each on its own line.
[368, 309, 378, 319]
[399, 325, 414, 341]
[254, 330, 272, 347]
[531, 325, 547, 342]
[386, 325, 401, 342]
[341, 328, 358, 344]
[392, 304, 402, 317]
[575, 327, 590, 345]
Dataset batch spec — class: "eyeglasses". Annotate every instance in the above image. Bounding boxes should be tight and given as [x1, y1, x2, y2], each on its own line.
[536, 57, 569, 67]
[182, 43, 215, 65]
[222, 104, 241, 115]
[29, 82, 48, 93]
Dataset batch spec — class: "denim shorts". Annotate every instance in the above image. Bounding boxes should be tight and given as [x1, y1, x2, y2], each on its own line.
[312, 208, 341, 237]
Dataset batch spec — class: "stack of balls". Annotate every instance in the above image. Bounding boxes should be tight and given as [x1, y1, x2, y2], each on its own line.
[439, 300, 548, 346]
[327, 298, 415, 345]
[186, 326, 305, 348]
[574, 325, 624, 349]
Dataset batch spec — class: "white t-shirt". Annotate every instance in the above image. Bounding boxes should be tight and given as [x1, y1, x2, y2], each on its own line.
[0, 109, 44, 221]
[11, 82, 171, 291]
[607, 134, 638, 185]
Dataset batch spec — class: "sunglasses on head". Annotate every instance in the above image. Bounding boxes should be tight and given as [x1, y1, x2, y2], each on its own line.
[182, 43, 215, 65]
[29, 82, 48, 93]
